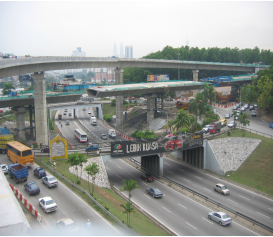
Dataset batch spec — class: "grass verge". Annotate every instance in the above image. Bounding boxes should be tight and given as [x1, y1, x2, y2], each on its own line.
[214, 128, 273, 196]
[35, 156, 169, 236]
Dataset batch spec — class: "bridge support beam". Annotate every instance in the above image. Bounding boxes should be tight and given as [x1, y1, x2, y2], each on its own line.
[115, 67, 124, 128]
[12, 107, 28, 141]
[33, 72, 48, 146]
[141, 154, 163, 176]
[146, 94, 157, 123]
[192, 70, 199, 97]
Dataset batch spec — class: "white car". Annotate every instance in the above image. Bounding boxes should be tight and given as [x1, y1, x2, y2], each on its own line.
[88, 110, 91, 114]
[202, 125, 210, 134]
[38, 197, 57, 213]
[228, 121, 236, 128]
[56, 218, 79, 232]
[0, 164, 8, 174]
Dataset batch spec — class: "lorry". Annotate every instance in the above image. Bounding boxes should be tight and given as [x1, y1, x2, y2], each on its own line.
[175, 101, 189, 110]
[8, 164, 29, 183]
[90, 116, 97, 126]
[108, 129, 116, 138]
[208, 121, 222, 134]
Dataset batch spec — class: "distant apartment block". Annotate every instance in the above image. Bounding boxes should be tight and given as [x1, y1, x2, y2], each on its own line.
[72, 47, 86, 57]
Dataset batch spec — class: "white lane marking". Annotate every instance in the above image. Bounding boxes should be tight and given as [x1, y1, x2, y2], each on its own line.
[128, 173, 134, 177]
[144, 194, 151, 199]
[186, 222, 197, 229]
[178, 203, 187, 209]
[162, 207, 171, 213]
[116, 174, 121, 178]
[164, 162, 169, 165]
[269, 208, 273, 211]
[203, 187, 212, 192]
[108, 160, 112, 163]
[179, 168, 185, 172]
[257, 212, 270, 218]
[167, 170, 173, 174]
[233, 221, 259, 235]
[106, 167, 110, 171]
[202, 217, 213, 224]
[195, 176, 202, 180]
[184, 178, 191, 182]
[227, 198, 237, 204]
[142, 182, 148, 186]
[239, 195, 250, 200]
[117, 166, 122, 169]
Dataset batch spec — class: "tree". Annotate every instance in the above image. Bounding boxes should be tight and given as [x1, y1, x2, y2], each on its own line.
[84, 163, 99, 196]
[120, 202, 134, 226]
[173, 109, 190, 132]
[203, 83, 215, 110]
[189, 93, 205, 131]
[238, 112, 250, 137]
[163, 119, 175, 133]
[66, 152, 87, 183]
[87, 71, 95, 78]
[257, 75, 273, 114]
[103, 114, 112, 122]
[2, 83, 15, 95]
[120, 179, 139, 201]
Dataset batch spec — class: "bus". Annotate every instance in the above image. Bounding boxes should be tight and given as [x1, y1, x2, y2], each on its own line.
[74, 129, 88, 142]
[7, 141, 34, 166]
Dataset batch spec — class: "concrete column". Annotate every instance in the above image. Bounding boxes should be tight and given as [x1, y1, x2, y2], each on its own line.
[192, 69, 199, 97]
[32, 72, 48, 146]
[115, 67, 124, 128]
[12, 107, 28, 141]
[146, 94, 157, 123]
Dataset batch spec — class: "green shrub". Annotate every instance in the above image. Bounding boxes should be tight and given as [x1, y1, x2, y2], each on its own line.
[132, 129, 156, 139]
[103, 114, 112, 122]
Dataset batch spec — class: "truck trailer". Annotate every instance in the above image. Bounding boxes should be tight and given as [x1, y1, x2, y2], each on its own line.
[208, 121, 222, 134]
[9, 164, 29, 183]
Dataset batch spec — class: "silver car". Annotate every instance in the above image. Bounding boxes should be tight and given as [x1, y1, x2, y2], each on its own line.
[1, 164, 8, 174]
[39, 196, 57, 213]
[146, 188, 163, 198]
[42, 175, 58, 188]
[214, 183, 230, 195]
[208, 211, 232, 226]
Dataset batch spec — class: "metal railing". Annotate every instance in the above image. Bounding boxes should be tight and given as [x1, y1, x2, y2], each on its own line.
[128, 158, 273, 234]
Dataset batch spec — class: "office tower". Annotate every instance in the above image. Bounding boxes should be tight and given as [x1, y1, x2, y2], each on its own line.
[125, 46, 133, 58]
[120, 42, 124, 58]
[72, 47, 86, 57]
[113, 42, 117, 57]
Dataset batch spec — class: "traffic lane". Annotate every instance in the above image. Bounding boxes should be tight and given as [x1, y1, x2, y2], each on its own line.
[105, 159, 257, 236]
[4, 158, 120, 235]
[162, 157, 273, 227]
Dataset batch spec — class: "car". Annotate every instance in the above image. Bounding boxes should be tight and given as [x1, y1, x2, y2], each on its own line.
[56, 218, 79, 232]
[140, 173, 154, 182]
[63, 112, 67, 115]
[24, 182, 40, 195]
[101, 134, 107, 140]
[208, 211, 232, 226]
[202, 125, 210, 133]
[146, 188, 163, 198]
[225, 113, 230, 119]
[232, 106, 237, 111]
[85, 143, 99, 152]
[83, 108, 86, 111]
[38, 196, 57, 213]
[236, 111, 241, 116]
[34, 167, 47, 178]
[64, 109, 68, 112]
[228, 121, 236, 128]
[214, 183, 230, 195]
[41, 146, 49, 153]
[220, 119, 227, 127]
[69, 112, 72, 116]
[1, 164, 8, 174]
[66, 120, 70, 125]
[251, 110, 257, 116]
[241, 106, 246, 111]
[240, 102, 243, 106]
[249, 105, 254, 110]
[165, 136, 183, 150]
[88, 110, 91, 114]
[42, 175, 58, 188]
[244, 104, 249, 109]
[236, 103, 240, 108]
[269, 122, 273, 128]
[164, 134, 175, 139]
[254, 104, 258, 108]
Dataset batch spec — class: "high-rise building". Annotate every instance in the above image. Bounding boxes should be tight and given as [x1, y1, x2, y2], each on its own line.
[120, 42, 124, 58]
[113, 42, 117, 57]
[125, 45, 133, 58]
[72, 47, 86, 57]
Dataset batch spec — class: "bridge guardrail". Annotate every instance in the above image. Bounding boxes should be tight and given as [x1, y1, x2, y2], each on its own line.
[34, 157, 138, 236]
[128, 158, 273, 234]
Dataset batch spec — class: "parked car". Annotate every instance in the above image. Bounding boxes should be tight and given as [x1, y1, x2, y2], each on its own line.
[269, 122, 273, 128]
[208, 211, 232, 226]
[1, 164, 8, 174]
[214, 183, 230, 195]
[228, 121, 236, 128]
[85, 143, 99, 152]
[254, 104, 258, 108]
[140, 173, 154, 182]
[241, 107, 246, 111]
[24, 182, 40, 195]
[41, 146, 49, 153]
[236, 103, 240, 108]
[56, 218, 79, 232]
[34, 167, 47, 178]
[88, 110, 91, 114]
[146, 188, 163, 198]
[64, 109, 68, 112]
[165, 136, 183, 150]
[69, 112, 72, 116]
[225, 113, 230, 119]
[63, 112, 67, 115]
[66, 120, 70, 125]
[251, 110, 257, 116]
[232, 106, 237, 111]
[42, 175, 58, 188]
[101, 134, 107, 140]
[38, 196, 57, 213]
[220, 119, 227, 127]
[244, 104, 249, 109]
[249, 105, 254, 110]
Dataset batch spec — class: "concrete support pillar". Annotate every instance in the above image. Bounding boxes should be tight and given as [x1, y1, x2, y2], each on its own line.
[192, 69, 199, 97]
[32, 72, 48, 146]
[146, 94, 157, 123]
[12, 107, 28, 141]
[115, 67, 124, 128]
[255, 68, 260, 74]
[29, 106, 34, 139]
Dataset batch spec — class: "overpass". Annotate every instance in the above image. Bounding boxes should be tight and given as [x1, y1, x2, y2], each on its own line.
[0, 57, 268, 146]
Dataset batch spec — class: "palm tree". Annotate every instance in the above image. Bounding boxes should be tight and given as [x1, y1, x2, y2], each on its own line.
[67, 152, 81, 183]
[163, 119, 175, 133]
[189, 93, 206, 131]
[173, 109, 190, 132]
[120, 202, 134, 226]
[203, 83, 215, 110]
[84, 163, 99, 196]
[120, 179, 139, 201]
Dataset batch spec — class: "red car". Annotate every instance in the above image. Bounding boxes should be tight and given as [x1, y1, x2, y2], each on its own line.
[140, 173, 154, 182]
[165, 136, 183, 150]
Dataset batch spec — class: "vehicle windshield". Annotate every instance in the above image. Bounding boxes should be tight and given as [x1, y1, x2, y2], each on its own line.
[222, 214, 229, 219]
[39, 170, 45, 174]
[49, 177, 56, 181]
[221, 186, 227, 190]
[46, 200, 55, 205]
[66, 223, 76, 230]
[208, 126, 214, 130]
[154, 189, 162, 194]
[30, 183, 38, 188]
[146, 174, 152, 177]
[81, 135, 87, 138]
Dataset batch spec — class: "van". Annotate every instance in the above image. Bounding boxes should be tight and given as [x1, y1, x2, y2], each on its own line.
[69, 112, 72, 116]
[90, 116, 97, 126]
[108, 129, 116, 138]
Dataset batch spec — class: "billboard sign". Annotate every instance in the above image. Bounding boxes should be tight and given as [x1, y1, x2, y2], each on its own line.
[147, 74, 170, 82]
[111, 132, 203, 157]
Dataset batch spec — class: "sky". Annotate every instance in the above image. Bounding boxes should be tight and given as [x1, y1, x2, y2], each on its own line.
[1, 1, 273, 58]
